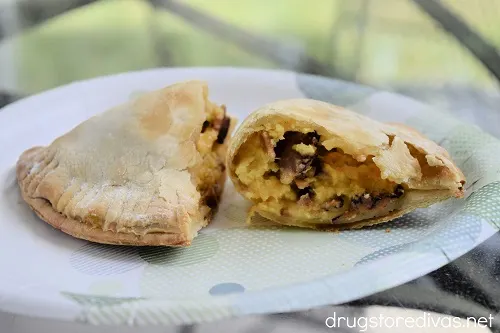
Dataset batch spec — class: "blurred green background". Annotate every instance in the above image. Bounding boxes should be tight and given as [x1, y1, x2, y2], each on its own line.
[5, 0, 500, 94]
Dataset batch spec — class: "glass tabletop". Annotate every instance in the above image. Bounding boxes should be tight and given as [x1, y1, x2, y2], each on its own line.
[0, 1, 499, 332]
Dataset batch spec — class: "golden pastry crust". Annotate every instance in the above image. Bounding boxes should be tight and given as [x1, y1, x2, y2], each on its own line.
[17, 81, 234, 246]
[227, 99, 465, 230]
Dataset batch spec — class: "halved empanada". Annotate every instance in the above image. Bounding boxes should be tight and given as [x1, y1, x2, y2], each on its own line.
[17, 80, 235, 246]
[227, 99, 465, 230]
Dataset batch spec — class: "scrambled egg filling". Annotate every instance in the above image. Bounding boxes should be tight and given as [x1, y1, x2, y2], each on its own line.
[190, 102, 230, 212]
[234, 129, 403, 223]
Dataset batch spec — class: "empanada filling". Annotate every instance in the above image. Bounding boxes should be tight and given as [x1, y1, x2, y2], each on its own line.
[191, 103, 231, 218]
[234, 129, 408, 224]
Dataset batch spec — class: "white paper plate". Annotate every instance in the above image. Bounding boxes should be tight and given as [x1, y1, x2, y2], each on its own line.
[0, 68, 499, 326]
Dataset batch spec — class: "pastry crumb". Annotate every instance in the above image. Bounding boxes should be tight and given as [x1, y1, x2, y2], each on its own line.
[385, 228, 391, 233]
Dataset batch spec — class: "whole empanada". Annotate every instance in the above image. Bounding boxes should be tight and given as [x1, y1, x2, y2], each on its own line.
[227, 99, 465, 230]
[17, 80, 235, 246]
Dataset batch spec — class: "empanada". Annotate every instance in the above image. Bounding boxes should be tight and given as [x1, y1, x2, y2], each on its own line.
[227, 99, 465, 230]
[17, 80, 235, 246]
